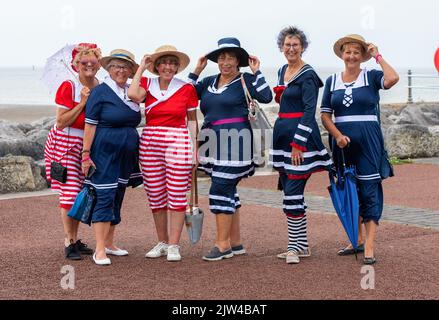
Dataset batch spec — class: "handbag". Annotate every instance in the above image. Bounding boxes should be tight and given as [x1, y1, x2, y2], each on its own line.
[50, 161, 67, 183]
[50, 124, 71, 184]
[240, 75, 273, 166]
[67, 183, 96, 225]
[185, 169, 204, 245]
[376, 103, 394, 179]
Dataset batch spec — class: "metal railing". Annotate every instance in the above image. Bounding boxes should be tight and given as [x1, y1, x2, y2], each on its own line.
[407, 69, 439, 103]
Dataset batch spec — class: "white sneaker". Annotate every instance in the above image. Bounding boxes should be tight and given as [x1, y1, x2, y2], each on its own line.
[167, 245, 181, 262]
[277, 248, 311, 259]
[145, 242, 168, 258]
[286, 251, 300, 264]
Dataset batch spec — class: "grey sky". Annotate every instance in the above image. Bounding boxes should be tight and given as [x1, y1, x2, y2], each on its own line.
[0, 0, 437, 69]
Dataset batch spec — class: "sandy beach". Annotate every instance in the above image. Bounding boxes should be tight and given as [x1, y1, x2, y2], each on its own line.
[0, 104, 55, 123]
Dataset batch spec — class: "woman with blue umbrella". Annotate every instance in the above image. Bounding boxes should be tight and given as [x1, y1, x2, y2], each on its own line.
[321, 34, 399, 264]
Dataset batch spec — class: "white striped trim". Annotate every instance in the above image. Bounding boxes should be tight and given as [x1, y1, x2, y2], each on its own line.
[357, 173, 381, 181]
[218, 43, 239, 49]
[283, 195, 304, 201]
[270, 159, 333, 171]
[256, 82, 269, 92]
[85, 118, 98, 125]
[56, 104, 70, 110]
[187, 107, 199, 112]
[294, 134, 307, 142]
[252, 74, 264, 86]
[84, 182, 118, 190]
[211, 167, 254, 179]
[334, 115, 378, 123]
[209, 195, 236, 204]
[198, 157, 252, 167]
[321, 107, 333, 114]
[209, 205, 236, 212]
[297, 124, 312, 133]
[283, 205, 305, 210]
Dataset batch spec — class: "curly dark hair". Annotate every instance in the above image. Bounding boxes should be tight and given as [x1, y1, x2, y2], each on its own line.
[276, 26, 309, 52]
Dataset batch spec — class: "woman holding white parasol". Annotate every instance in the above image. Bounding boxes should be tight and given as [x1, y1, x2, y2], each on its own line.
[43, 43, 101, 260]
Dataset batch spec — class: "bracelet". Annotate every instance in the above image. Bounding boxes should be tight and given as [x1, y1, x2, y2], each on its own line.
[81, 150, 90, 154]
[81, 156, 91, 163]
[375, 54, 383, 64]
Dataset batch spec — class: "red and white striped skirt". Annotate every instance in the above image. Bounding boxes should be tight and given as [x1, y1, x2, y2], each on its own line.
[44, 126, 84, 209]
[139, 126, 194, 213]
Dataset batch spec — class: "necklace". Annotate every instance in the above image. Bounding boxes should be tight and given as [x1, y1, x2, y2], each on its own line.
[284, 61, 305, 83]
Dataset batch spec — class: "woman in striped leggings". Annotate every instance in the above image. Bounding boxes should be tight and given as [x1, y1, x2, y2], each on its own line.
[270, 27, 332, 264]
[44, 43, 101, 260]
[128, 45, 198, 262]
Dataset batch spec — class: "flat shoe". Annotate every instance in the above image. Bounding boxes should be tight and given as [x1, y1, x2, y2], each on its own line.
[93, 253, 111, 266]
[363, 257, 377, 265]
[337, 243, 364, 256]
[105, 247, 129, 256]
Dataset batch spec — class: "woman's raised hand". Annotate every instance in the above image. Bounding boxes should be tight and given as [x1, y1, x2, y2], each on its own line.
[140, 54, 153, 72]
[194, 56, 208, 75]
[367, 43, 379, 58]
[248, 55, 260, 74]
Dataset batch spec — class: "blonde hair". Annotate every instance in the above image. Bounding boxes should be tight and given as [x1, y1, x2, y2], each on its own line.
[72, 46, 102, 69]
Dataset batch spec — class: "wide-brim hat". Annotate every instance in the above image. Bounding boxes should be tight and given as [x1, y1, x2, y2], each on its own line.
[147, 45, 190, 75]
[333, 34, 371, 62]
[100, 49, 139, 76]
[205, 37, 250, 67]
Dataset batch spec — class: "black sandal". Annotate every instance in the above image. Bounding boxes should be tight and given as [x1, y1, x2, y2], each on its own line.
[337, 243, 364, 256]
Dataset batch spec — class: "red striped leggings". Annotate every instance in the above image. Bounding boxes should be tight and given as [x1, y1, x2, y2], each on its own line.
[139, 126, 193, 213]
[44, 126, 84, 209]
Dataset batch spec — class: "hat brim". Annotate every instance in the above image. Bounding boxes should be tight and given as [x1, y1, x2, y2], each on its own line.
[146, 51, 190, 76]
[205, 47, 250, 67]
[100, 56, 139, 78]
[333, 37, 372, 62]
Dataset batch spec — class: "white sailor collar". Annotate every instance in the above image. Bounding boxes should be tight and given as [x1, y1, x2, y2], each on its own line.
[332, 68, 370, 92]
[147, 76, 188, 101]
[103, 76, 140, 112]
[207, 74, 241, 94]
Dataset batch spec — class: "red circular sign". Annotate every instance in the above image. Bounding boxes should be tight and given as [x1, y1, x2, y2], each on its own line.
[434, 47, 439, 73]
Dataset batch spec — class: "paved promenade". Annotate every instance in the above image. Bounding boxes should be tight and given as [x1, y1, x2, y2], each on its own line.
[0, 162, 438, 300]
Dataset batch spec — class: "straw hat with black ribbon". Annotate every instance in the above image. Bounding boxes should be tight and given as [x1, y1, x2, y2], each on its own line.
[146, 45, 190, 75]
[333, 34, 372, 62]
[100, 49, 139, 76]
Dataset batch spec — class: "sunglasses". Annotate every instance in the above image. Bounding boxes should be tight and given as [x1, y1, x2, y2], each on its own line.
[79, 59, 98, 66]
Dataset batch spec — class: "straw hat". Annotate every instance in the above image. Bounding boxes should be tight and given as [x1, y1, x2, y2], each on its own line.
[147, 45, 190, 75]
[206, 37, 250, 67]
[333, 34, 372, 62]
[100, 49, 139, 75]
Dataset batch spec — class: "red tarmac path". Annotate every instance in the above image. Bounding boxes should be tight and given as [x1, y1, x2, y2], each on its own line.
[0, 163, 438, 300]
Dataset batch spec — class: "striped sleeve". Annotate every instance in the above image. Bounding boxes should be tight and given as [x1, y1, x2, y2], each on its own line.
[85, 86, 101, 125]
[245, 71, 273, 103]
[291, 76, 320, 151]
[320, 76, 334, 115]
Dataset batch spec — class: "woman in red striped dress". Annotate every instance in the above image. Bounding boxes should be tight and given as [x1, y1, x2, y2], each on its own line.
[44, 43, 101, 260]
[128, 45, 198, 262]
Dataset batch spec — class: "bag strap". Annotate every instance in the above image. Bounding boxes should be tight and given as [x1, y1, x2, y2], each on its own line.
[240, 75, 251, 104]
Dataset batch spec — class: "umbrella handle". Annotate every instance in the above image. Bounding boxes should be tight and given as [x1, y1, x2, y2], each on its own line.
[331, 136, 347, 168]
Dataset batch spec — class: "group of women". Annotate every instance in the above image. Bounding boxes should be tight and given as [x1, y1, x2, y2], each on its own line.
[44, 26, 399, 266]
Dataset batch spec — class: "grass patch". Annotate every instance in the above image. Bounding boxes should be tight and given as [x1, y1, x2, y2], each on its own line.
[389, 157, 413, 165]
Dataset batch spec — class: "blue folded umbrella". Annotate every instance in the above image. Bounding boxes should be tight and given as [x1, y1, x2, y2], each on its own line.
[328, 149, 360, 257]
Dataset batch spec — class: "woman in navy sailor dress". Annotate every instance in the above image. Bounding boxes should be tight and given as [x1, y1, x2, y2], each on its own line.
[82, 49, 142, 265]
[270, 27, 332, 264]
[321, 34, 399, 265]
[189, 37, 272, 261]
